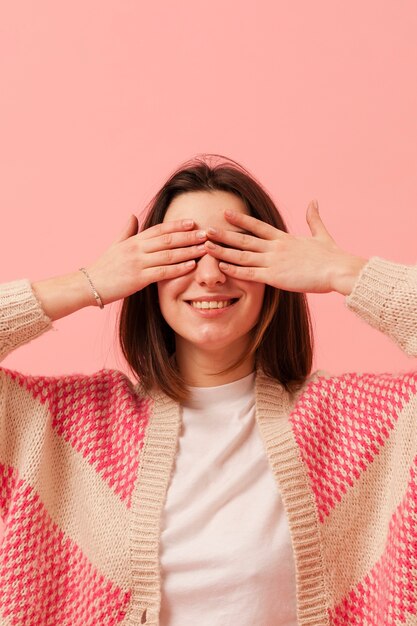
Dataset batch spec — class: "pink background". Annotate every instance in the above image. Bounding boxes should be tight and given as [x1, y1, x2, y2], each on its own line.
[1, 1, 416, 379]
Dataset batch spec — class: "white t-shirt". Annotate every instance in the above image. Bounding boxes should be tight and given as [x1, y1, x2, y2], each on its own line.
[159, 372, 298, 626]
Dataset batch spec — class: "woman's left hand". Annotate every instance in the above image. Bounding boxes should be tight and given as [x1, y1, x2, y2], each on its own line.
[203, 201, 369, 296]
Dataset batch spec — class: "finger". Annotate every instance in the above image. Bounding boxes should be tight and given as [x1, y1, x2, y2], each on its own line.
[217, 262, 267, 283]
[206, 226, 265, 252]
[223, 210, 282, 241]
[144, 259, 197, 283]
[144, 228, 207, 253]
[113, 214, 139, 244]
[139, 218, 195, 241]
[306, 200, 334, 240]
[204, 241, 265, 267]
[145, 243, 206, 267]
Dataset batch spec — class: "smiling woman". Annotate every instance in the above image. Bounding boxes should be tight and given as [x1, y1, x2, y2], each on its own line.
[158, 190, 266, 387]
[1, 153, 417, 626]
[119, 156, 314, 401]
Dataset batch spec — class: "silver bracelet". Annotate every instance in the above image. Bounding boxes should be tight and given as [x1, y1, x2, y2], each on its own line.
[79, 267, 104, 309]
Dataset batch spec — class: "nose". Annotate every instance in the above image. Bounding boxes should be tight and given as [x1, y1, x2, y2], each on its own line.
[194, 252, 226, 287]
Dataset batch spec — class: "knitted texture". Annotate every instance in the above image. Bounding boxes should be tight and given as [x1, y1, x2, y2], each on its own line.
[0, 367, 152, 625]
[0, 257, 416, 626]
[291, 371, 417, 624]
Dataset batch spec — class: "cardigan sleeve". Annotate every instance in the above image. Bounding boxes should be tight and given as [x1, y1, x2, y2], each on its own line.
[345, 256, 417, 357]
[0, 281, 52, 520]
[0, 279, 53, 363]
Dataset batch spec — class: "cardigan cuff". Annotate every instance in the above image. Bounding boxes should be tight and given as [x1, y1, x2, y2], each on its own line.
[345, 256, 417, 355]
[0, 279, 53, 360]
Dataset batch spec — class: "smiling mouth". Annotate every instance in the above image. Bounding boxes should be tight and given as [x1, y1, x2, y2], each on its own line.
[186, 298, 239, 310]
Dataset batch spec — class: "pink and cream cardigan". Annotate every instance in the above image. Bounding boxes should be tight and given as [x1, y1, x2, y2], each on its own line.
[0, 256, 416, 626]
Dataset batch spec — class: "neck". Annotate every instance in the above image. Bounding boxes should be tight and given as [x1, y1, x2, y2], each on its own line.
[175, 339, 255, 387]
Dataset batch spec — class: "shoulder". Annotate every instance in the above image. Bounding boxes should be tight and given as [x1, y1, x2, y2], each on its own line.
[0, 366, 152, 412]
[301, 368, 417, 396]
[291, 368, 417, 424]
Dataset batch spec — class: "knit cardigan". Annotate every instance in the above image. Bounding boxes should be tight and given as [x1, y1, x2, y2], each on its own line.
[0, 256, 416, 626]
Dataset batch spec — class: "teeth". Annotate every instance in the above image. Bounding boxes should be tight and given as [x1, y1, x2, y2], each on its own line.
[190, 300, 233, 309]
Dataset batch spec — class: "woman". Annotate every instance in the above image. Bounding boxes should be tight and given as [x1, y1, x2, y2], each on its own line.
[0, 154, 416, 626]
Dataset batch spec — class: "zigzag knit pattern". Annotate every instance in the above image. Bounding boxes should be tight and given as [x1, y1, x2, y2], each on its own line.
[0, 462, 131, 625]
[290, 371, 417, 625]
[291, 371, 417, 522]
[6, 368, 151, 507]
[0, 367, 152, 626]
[329, 460, 417, 624]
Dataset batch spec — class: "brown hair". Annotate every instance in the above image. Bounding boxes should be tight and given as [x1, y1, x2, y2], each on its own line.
[118, 154, 314, 401]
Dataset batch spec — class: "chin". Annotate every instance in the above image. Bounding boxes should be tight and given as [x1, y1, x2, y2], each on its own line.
[184, 331, 250, 354]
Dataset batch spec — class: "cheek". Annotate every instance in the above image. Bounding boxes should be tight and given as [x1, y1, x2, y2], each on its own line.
[157, 276, 189, 316]
[244, 282, 266, 311]
[245, 286, 266, 327]
[157, 276, 182, 297]
[156, 284, 173, 320]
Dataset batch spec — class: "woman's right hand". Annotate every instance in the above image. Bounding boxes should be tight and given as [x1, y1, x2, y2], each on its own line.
[85, 215, 207, 305]
[32, 215, 207, 321]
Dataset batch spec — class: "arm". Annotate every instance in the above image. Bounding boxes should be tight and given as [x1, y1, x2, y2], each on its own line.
[0, 215, 210, 362]
[0, 271, 96, 362]
[200, 201, 417, 358]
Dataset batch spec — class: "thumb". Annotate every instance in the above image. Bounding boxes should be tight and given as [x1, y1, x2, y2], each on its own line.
[113, 214, 139, 243]
[306, 200, 334, 240]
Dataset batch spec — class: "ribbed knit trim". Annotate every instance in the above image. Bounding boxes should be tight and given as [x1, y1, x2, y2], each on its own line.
[345, 256, 410, 328]
[125, 387, 181, 626]
[0, 279, 52, 360]
[255, 370, 330, 626]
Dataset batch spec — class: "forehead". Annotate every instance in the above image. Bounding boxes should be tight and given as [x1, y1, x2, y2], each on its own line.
[163, 190, 249, 231]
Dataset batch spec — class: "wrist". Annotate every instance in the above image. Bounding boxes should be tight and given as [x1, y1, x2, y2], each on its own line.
[330, 254, 369, 296]
[79, 267, 105, 309]
[32, 270, 96, 322]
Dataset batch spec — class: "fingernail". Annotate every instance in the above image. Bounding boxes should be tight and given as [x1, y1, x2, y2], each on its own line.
[224, 210, 235, 218]
[185, 260, 195, 267]
[197, 244, 206, 251]
[207, 227, 218, 235]
[205, 241, 216, 249]
[183, 219, 194, 228]
[311, 199, 319, 210]
[219, 262, 229, 270]
[196, 230, 206, 239]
